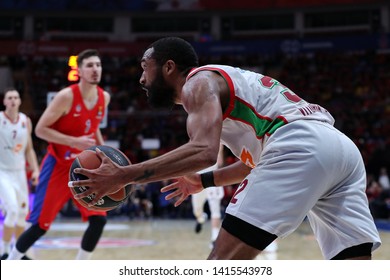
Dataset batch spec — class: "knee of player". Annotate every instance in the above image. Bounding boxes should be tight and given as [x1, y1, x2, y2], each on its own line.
[3, 208, 19, 226]
[16, 210, 29, 227]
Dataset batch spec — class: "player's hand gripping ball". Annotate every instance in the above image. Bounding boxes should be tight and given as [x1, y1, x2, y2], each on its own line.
[69, 145, 132, 211]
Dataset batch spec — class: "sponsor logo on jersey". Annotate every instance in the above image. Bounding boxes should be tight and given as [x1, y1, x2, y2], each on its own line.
[13, 143, 23, 153]
[75, 104, 82, 113]
[96, 106, 103, 119]
[240, 147, 255, 168]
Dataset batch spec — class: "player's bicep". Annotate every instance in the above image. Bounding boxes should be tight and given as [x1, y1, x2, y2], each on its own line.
[104, 91, 111, 107]
[25, 117, 34, 152]
[186, 99, 221, 141]
[36, 91, 71, 129]
[184, 81, 222, 146]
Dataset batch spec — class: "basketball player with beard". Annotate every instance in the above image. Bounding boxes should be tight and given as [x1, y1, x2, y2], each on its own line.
[69, 37, 381, 260]
[7, 49, 111, 260]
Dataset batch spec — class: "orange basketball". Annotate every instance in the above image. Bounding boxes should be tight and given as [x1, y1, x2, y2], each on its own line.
[69, 145, 132, 211]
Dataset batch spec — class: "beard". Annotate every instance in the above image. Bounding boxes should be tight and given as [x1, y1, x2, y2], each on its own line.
[144, 70, 176, 109]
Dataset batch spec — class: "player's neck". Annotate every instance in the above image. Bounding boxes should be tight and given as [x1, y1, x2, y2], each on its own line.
[78, 81, 98, 97]
[4, 109, 19, 123]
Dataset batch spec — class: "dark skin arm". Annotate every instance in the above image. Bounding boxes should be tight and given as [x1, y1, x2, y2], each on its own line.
[69, 71, 225, 206]
[162, 160, 252, 207]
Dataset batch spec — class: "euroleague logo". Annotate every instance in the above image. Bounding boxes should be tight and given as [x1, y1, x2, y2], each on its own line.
[76, 185, 104, 205]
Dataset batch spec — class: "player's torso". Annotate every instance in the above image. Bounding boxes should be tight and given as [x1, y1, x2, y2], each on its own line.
[48, 84, 105, 162]
[188, 65, 335, 167]
[0, 111, 28, 170]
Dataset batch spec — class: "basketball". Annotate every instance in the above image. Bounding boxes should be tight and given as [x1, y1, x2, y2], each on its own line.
[69, 145, 132, 211]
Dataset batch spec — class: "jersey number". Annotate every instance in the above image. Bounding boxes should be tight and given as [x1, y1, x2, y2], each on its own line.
[230, 179, 248, 204]
[259, 76, 302, 103]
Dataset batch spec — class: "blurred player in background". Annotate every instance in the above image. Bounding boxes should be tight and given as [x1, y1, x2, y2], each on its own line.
[69, 37, 381, 260]
[191, 144, 224, 248]
[0, 88, 40, 259]
[7, 49, 111, 260]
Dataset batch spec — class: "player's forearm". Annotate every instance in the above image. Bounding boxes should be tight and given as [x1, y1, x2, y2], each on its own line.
[95, 129, 105, 145]
[25, 149, 40, 173]
[213, 161, 252, 186]
[125, 142, 218, 185]
[35, 126, 76, 147]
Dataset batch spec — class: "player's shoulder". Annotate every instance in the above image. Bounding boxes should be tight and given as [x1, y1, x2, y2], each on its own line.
[18, 111, 28, 118]
[102, 90, 111, 105]
[55, 87, 74, 100]
[102, 90, 111, 98]
[47, 87, 74, 110]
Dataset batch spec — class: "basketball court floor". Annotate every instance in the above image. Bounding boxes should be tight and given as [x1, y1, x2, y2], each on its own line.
[3, 217, 388, 260]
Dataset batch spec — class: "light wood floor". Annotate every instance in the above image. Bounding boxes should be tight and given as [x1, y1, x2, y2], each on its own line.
[12, 217, 390, 260]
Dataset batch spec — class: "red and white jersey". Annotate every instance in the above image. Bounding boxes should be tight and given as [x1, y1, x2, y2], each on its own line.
[47, 84, 105, 162]
[0, 112, 28, 170]
[187, 65, 335, 167]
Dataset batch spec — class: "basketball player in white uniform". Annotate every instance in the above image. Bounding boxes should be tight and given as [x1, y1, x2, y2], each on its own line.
[70, 37, 381, 259]
[191, 145, 224, 247]
[0, 88, 40, 259]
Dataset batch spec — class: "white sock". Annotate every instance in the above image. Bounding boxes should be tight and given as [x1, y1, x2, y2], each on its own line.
[6, 247, 24, 260]
[76, 248, 93, 260]
[211, 228, 219, 241]
[1, 240, 11, 255]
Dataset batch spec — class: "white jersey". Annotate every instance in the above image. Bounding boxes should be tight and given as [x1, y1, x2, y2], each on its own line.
[0, 112, 28, 170]
[187, 65, 335, 168]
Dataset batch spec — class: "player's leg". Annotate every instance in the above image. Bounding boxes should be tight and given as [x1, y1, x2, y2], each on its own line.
[217, 120, 352, 259]
[14, 168, 30, 240]
[307, 123, 381, 259]
[206, 187, 224, 246]
[8, 155, 69, 259]
[191, 190, 207, 233]
[208, 214, 276, 259]
[0, 171, 20, 259]
[76, 204, 107, 260]
[12, 170, 32, 259]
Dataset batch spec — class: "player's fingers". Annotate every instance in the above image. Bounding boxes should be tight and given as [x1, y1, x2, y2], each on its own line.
[164, 189, 181, 200]
[174, 195, 187, 207]
[68, 177, 93, 190]
[72, 167, 94, 178]
[94, 147, 107, 160]
[88, 194, 104, 206]
[75, 189, 105, 207]
[161, 181, 178, 193]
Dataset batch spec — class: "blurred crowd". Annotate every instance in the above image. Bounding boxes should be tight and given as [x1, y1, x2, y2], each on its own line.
[3, 48, 390, 220]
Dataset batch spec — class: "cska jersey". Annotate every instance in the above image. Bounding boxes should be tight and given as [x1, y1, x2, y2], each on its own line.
[187, 65, 335, 168]
[0, 112, 28, 170]
[47, 84, 105, 163]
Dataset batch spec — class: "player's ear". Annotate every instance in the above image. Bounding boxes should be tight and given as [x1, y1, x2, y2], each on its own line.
[164, 60, 176, 75]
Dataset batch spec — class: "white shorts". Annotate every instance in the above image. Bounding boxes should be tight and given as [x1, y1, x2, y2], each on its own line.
[225, 120, 381, 259]
[0, 168, 29, 224]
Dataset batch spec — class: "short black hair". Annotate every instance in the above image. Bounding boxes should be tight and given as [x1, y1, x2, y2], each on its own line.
[2, 87, 17, 95]
[77, 49, 100, 67]
[148, 37, 199, 75]
[2, 87, 19, 102]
